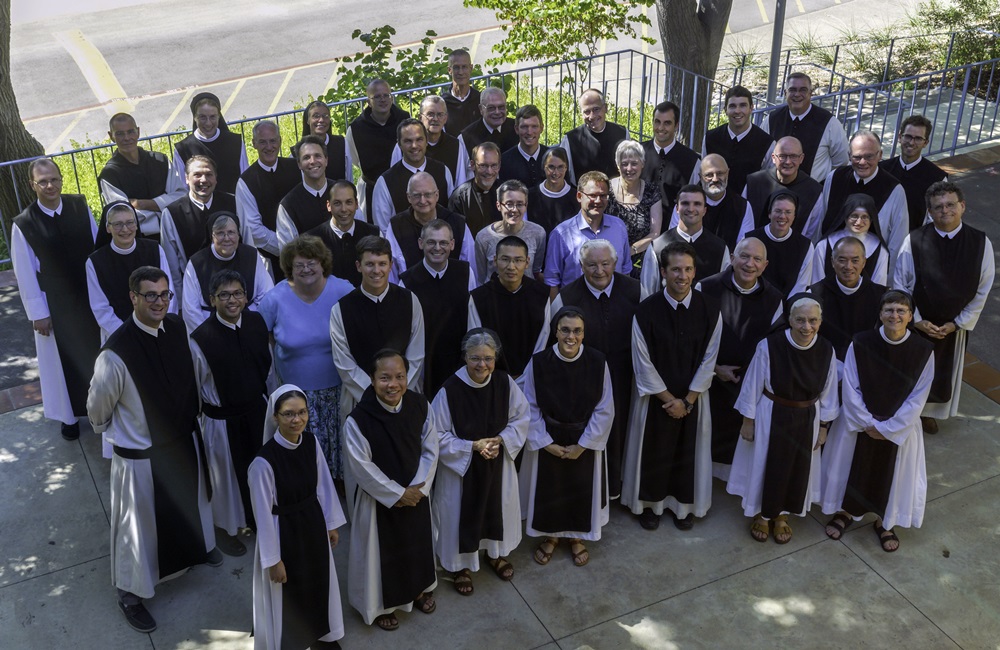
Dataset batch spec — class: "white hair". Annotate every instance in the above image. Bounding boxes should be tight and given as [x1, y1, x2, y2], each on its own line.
[578, 239, 618, 264]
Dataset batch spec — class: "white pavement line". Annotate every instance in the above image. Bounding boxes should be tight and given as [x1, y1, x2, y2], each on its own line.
[52, 29, 133, 114]
[469, 31, 482, 62]
[160, 88, 195, 134]
[795, 0, 806, 12]
[46, 111, 87, 153]
[325, 63, 344, 96]
[267, 70, 296, 115]
[222, 80, 246, 115]
[755, 0, 770, 23]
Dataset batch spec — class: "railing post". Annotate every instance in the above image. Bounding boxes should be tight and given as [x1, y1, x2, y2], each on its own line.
[830, 45, 840, 93]
[944, 32, 956, 73]
[950, 66, 973, 155]
[883, 38, 895, 84]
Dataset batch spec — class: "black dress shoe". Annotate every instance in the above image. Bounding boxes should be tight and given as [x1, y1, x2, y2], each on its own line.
[673, 512, 694, 530]
[639, 508, 661, 530]
[118, 600, 157, 633]
[61, 421, 80, 441]
[205, 547, 224, 567]
[214, 528, 247, 556]
[921, 416, 939, 435]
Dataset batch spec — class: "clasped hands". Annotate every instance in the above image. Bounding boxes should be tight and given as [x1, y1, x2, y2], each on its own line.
[544, 442, 586, 460]
[472, 436, 503, 460]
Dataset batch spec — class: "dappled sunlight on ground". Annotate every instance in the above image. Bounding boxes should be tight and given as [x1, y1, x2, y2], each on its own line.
[17, 409, 43, 423]
[615, 617, 680, 649]
[173, 629, 252, 649]
[42, 463, 74, 494]
[751, 595, 816, 627]
[0, 447, 18, 463]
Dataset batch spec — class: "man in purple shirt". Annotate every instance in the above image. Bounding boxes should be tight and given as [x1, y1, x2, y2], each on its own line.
[543, 170, 631, 298]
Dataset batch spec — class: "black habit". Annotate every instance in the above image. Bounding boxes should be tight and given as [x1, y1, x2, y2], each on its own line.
[470, 275, 549, 378]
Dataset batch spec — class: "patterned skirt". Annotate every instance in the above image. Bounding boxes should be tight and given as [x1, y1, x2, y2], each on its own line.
[303, 385, 343, 480]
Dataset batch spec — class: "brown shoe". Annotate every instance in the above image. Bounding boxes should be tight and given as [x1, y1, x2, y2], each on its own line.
[921, 417, 939, 435]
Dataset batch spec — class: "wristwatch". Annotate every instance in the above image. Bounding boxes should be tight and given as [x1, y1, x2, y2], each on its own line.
[681, 398, 694, 414]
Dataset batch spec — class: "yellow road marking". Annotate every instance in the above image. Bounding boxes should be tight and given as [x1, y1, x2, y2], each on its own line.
[755, 0, 770, 23]
[159, 88, 194, 134]
[325, 62, 344, 95]
[53, 29, 133, 114]
[795, 0, 805, 13]
[267, 70, 296, 114]
[46, 111, 87, 153]
[468, 31, 482, 62]
[222, 80, 246, 114]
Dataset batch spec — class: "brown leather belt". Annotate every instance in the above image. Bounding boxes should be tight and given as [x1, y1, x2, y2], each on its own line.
[763, 388, 819, 409]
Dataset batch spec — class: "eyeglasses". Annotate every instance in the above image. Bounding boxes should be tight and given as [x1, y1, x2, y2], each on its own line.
[773, 153, 803, 161]
[212, 229, 239, 240]
[557, 326, 584, 336]
[109, 220, 136, 231]
[500, 201, 527, 210]
[277, 409, 308, 421]
[770, 209, 796, 217]
[215, 289, 246, 301]
[580, 191, 609, 201]
[137, 290, 173, 304]
[33, 178, 62, 187]
[475, 163, 500, 170]
[292, 260, 320, 271]
[483, 105, 507, 113]
[846, 214, 871, 222]
[407, 191, 438, 200]
[850, 153, 878, 162]
[369, 93, 392, 101]
[467, 356, 496, 365]
[899, 134, 926, 143]
[422, 111, 447, 119]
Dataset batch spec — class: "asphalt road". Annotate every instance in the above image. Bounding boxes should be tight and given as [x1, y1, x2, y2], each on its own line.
[8, 0, 886, 153]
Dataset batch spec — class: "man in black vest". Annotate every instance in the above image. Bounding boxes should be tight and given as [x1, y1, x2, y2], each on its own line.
[160, 155, 238, 303]
[679, 154, 755, 250]
[99, 113, 183, 243]
[895, 181, 995, 434]
[331, 236, 426, 416]
[551, 239, 641, 498]
[372, 119, 454, 232]
[500, 104, 549, 188]
[744, 136, 823, 230]
[702, 86, 773, 195]
[346, 79, 411, 221]
[448, 141, 503, 236]
[641, 100, 701, 210]
[304, 181, 380, 286]
[236, 121, 301, 281]
[442, 49, 481, 135]
[808, 236, 885, 372]
[880, 114, 948, 231]
[469, 235, 551, 390]
[12, 158, 101, 441]
[87, 202, 176, 344]
[642, 184, 730, 296]
[182, 213, 272, 332]
[560, 88, 629, 185]
[459, 86, 518, 153]
[388, 171, 476, 276]
[698, 237, 783, 480]
[399, 220, 476, 397]
[190, 268, 272, 557]
[746, 191, 815, 298]
[405, 95, 470, 186]
[276, 135, 338, 247]
[292, 99, 351, 182]
[87, 266, 221, 634]
[812, 130, 908, 280]
[623, 241, 722, 531]
[761, 72, 850, 182]
[171, 92, 248, 195]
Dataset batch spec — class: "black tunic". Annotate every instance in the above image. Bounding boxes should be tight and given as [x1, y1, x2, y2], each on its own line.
[705, 191, 750, 250]
[500, 144, 549, 187]
[650, 227, 728, 283]
[350, 389, 435, 608]
[174, 129, 245, 194]
[426, 133, 465, 181]
[808, 276, 885, 361]
[448, 179, 500, 236]
[89, 239, 162, 322]
[634, 290, 720, 503]
[188, 244, 260, 316]
[304, 220, 380, 287]
[530, 346, 607, 534]
[389, 207, 468, 270]
[399, 261, 471, 397]
[564, 122, 629, 180]
[641, 140, 701, 209]
[910, 223, 987, 402]
[700, 269, 783, 465]
[459, 118, 518, 153]
[105, 314, 207, 576]
[841, 329, 933, 519]
[338, 285, 415, 376]
[764, 104, 837, 177]
[527, 184, 579, 236]
[820, 167, 901, 237]
[759, 332, 834, 518]
[257, 432, 332, 648]
[747, 225, 812, 298]
[163, 192, 238, 264]
[98, 148, 170, 247]
[880, 156, 947, 231]
[14, 196, 100, 415]
[744, 169, 823, 229]
[557, 274, 641, 494]
[192, 311, 270, 531]
[279, 180, 336, 236]
[442, 86, 482, 136]
[239, 158, 302, 281]
[470, 275, 549, 377]
[379, 159, 450, 216]
[349, 104, 411, 217]
[703, 124, 774, 193]
[442, 371, 511, 551]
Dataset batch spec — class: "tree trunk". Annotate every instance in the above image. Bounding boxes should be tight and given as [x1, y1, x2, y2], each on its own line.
[0, 0, 44, 242]
[656, 0, 733, 147]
